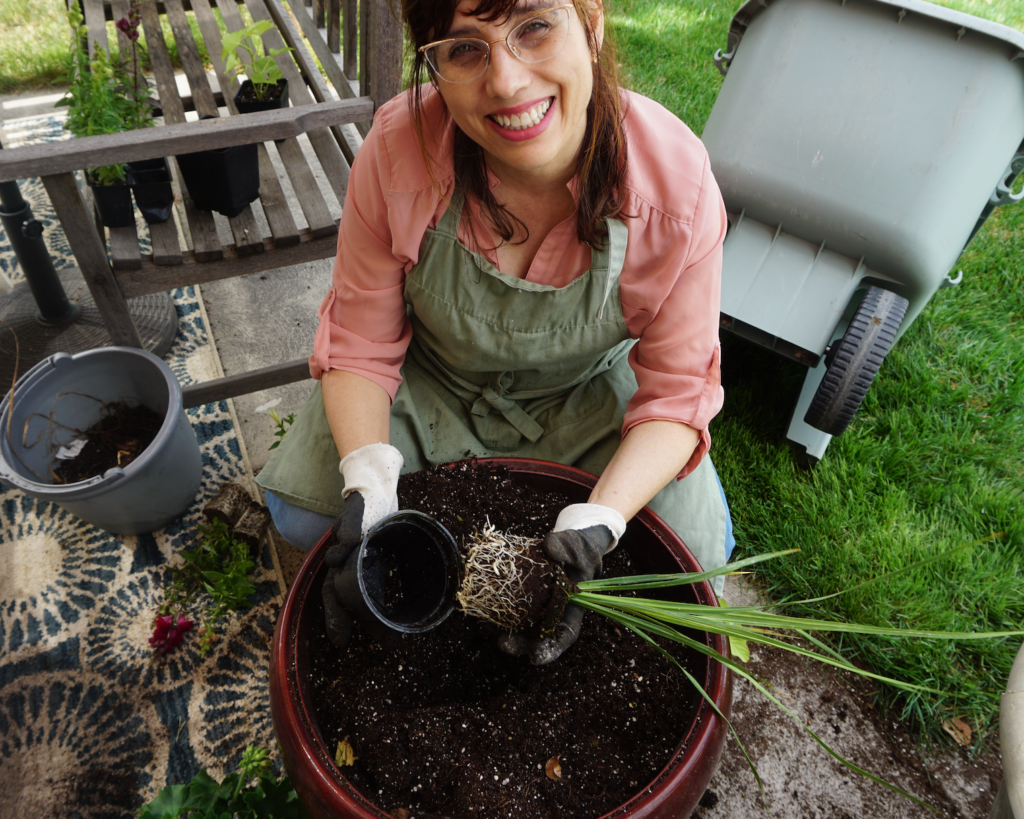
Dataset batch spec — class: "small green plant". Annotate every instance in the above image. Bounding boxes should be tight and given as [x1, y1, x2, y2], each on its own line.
[221, 20, 292, 102]
[138, 744, 312, 819]
[56, 4, 128, 185]
[153, 518, 257, 657]
[256, 398, 295, 450]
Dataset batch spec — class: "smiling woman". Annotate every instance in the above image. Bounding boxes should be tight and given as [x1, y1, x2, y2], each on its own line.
[256, 0, 736, 666]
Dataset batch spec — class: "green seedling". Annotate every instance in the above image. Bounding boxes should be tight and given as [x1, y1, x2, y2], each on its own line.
[221, 20, 292, 102]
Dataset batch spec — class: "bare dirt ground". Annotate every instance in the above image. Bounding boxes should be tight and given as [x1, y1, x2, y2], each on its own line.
[701, 578, 1003, 818]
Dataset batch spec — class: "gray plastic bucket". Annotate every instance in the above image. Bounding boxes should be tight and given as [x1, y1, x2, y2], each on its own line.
[0, 347, 203, 534]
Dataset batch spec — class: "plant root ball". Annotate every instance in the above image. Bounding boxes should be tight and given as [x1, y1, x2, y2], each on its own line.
[456, 523, 575, 638]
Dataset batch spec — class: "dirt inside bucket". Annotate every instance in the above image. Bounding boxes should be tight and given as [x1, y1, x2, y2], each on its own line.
[51, 401, 162, 484]
[308, 463, 707, 819]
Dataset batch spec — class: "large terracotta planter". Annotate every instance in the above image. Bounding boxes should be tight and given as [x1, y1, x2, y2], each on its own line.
[270, 458, 732, 819]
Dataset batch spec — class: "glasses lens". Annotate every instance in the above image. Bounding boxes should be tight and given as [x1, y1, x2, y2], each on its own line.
[508, 6, 570, 63]
[425, 39, 490, 82]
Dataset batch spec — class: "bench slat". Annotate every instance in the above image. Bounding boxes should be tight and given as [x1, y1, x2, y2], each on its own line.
[327, 0, 340, 53]
[164, 0, 219, 118]
[150, 216, 185, 266]
[171, 158, 225, 262]
[117, 225, 340, 297]
[109, 224, 143, 270]
[273, 138, 338, 238]
[81, 0, 109, 56]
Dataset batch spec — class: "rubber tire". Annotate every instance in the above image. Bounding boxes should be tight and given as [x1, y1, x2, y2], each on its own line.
[804, 286, 909, 436]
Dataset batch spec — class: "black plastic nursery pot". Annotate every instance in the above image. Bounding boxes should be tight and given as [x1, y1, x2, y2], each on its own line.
[332, 510, 461, 644]
[127, 157, 174, 224]
[175, 139, 259, 218]
[88, 175, 134, 228]
[234, 78, 289, 115]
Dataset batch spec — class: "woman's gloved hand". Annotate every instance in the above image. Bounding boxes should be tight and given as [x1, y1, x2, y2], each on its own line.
[322, 443, 404, 648]
[498, 503, 626, 665]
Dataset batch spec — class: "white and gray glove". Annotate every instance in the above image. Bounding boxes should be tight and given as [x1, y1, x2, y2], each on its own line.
[498, 502, 626, 665]
[322, 443, 404, 647]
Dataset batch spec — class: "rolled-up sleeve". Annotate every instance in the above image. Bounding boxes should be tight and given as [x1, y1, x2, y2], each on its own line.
[621, 152, 728, 478]
[309, 104, 415, 400]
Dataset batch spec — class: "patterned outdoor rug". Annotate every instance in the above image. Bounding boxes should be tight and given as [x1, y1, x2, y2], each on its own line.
[0, 113, 283, 818]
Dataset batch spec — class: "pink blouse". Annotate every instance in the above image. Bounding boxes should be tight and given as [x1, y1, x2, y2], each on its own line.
[311, 87, 727, 478]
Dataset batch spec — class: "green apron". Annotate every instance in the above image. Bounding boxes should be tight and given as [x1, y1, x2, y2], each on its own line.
[256, 196, 727, 582]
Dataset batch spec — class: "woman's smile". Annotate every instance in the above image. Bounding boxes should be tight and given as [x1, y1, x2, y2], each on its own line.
[486, 96, 555, 140]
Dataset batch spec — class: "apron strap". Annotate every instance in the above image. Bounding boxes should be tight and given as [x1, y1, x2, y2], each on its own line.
[597, 218, 628, 320]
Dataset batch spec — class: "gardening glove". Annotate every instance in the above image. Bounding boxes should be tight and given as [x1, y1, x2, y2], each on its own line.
[498, 503, 626, 665]
[322, 443, 404, 648]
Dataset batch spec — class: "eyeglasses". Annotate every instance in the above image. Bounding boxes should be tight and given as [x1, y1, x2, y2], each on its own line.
[418, 5, 575, 84]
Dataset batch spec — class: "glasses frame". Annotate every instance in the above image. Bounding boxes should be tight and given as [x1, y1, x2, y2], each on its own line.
[417, 4, 577, 84]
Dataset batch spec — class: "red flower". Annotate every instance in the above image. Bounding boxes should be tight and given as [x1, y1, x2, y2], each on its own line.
[149, 614, 193, 655]
[115, 16, 139, 41]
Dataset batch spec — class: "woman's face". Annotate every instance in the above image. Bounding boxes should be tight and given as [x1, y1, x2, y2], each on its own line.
[432, 1, 602, 185]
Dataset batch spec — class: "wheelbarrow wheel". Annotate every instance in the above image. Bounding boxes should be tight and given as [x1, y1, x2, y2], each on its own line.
[804, 286, 909, 436]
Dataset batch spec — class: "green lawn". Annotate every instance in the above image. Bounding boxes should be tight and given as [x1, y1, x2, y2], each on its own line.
[608, 0, 1024, 746]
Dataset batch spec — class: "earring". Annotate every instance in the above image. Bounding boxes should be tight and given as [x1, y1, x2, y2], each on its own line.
[592, 52, 598, 64]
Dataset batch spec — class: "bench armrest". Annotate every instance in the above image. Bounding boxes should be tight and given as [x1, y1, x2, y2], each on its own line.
[0, 97, 373, 183]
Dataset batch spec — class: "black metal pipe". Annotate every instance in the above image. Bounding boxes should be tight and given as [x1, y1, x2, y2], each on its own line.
[0, 138, 78, 325]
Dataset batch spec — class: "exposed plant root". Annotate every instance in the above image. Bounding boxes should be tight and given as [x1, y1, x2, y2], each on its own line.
[457, 521, 573, 636]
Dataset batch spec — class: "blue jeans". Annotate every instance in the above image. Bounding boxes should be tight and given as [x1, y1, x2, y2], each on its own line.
[267, 467, 735, 559]
[265, 491, 334, 551]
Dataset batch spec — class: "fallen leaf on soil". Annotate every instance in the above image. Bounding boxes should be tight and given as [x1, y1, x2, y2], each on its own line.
[335, 739, 358, 766]
[942, 717, 972, 746]
[390, 810, 410, 819]
[546, 756, 562, 780]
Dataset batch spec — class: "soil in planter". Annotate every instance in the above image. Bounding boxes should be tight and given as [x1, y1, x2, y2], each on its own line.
[309, 463, 707, 819]
[235, 81, 285, 106]
[52, 401, 162, 484]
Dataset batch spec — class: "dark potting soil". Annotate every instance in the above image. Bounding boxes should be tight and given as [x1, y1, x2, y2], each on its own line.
[236, 83, 285, 105]
[52, 401, 162, 484]
[308, 463, 706, 819]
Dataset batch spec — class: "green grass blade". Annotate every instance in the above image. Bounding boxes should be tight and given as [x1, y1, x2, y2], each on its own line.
[575, 595, 936, 693]
[619, 620, 771, 815]
[575, 598, 939, 812]
[573, 592, 1024, 641]
[579, 549, 800, 592]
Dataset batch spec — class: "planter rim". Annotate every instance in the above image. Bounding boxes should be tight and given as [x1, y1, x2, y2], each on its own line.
[0, 347, 185, 498]
[271, 457, 731, 819]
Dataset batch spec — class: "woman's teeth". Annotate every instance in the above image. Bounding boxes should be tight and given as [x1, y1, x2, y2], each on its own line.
[490, 98, 552, 131]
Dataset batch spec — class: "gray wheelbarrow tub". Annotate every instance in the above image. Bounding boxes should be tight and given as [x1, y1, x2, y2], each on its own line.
[704, 0, 1024, 357]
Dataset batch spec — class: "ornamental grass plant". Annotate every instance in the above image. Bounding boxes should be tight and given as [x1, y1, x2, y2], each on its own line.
[456, 529, 1023, 807]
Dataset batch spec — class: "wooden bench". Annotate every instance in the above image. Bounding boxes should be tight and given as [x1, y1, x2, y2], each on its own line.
[0, 0, 401, 406]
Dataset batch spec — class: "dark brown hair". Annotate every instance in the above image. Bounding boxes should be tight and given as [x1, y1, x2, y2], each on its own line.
[402, 0, 629, 250]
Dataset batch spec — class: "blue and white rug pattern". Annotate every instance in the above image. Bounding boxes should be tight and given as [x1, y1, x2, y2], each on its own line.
[0, 114, 282, 818]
